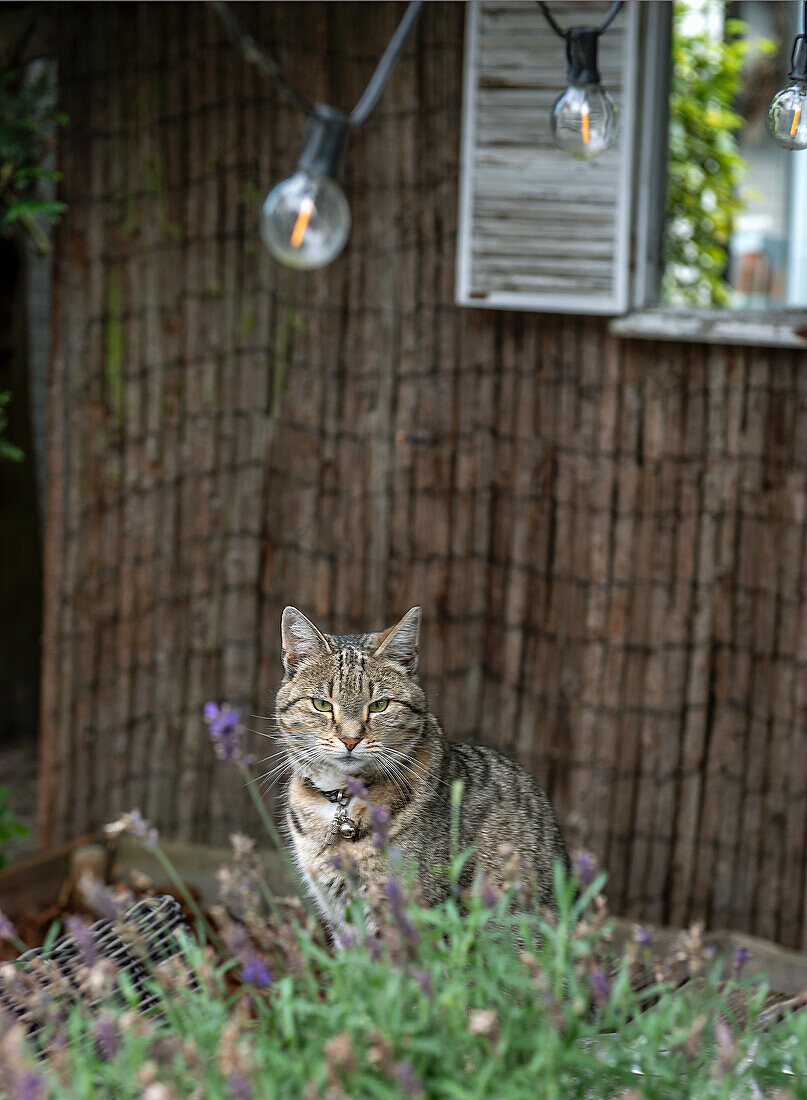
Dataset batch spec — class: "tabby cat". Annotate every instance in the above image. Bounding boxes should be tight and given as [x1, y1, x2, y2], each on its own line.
[276, 605, 570, 939]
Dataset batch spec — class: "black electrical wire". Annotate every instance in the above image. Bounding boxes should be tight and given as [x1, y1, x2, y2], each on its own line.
[209, 0, 315, 117]
[349, 1, 424, 127]
[209, 0, 424, 128]
[537, 1, 623, 39]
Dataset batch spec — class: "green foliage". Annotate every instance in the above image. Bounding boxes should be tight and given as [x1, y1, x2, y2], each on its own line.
[0, 786, 28, 868]
[0, 66, 67, 252]
[662, 5, 776, 308]
[0, 391, 24, 463]
[5, 851, 807, 1097]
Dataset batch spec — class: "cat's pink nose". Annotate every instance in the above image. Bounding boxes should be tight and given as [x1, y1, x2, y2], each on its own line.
[339, 736, 362, 752]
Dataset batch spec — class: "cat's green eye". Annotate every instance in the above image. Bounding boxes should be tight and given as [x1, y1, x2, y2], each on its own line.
[368, 698, 389, 714]
[311, 698, 333, 713]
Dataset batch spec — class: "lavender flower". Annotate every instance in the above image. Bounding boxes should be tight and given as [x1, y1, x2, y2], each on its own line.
[203, 702, 253, 766]
[12, 1072, 45, 1100]
[242, 955, 273, 988]
[344, 776, 368, 800]
[733, 946, 750, 974]
[572, 849, 598, 887]
[0, 909, 17, 942]
[394, 1060, 423, 1097]
[65, 915, 97, 967]
[384, 879, 418, 945]
[364, 935, 383, 961]
[385, 878, 404, 907]
[633, 925, 653, 949]
[412, 968, 433, 996]
[93, 1013, 122, 1061]
[589, 966, 611, 1005]
[223, 922, 250, 959]
[227, 1074, 252, 1100]
[104, 809, 159, 849]
[370, 805, 390, 849]
[476, 875, 498, 909]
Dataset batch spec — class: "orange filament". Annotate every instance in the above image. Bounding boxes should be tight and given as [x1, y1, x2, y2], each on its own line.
[581, 103, 590, 145]
[791, 104, 801, 137]
[290, 197, 315, 248]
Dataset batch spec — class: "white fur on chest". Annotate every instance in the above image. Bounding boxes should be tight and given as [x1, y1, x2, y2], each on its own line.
[301, 768, 358, 831]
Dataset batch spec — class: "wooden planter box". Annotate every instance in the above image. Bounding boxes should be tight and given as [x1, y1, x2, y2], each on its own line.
[0, 835, 294, 920]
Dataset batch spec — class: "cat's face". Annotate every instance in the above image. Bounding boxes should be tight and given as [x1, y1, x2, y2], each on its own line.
[275, 607, 426, 785]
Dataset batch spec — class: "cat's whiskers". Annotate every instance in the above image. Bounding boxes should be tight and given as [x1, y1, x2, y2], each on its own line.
[370, 753, 410, 805]
[382, 748, 450, 807]
[248, 727, 284, 742]
[255, 758, 295, 794]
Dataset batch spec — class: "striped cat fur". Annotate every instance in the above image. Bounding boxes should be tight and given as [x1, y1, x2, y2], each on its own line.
[275, 606, 570, 941]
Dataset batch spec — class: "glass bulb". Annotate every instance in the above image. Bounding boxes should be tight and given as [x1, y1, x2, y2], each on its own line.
[260, 170, 351, 270]
[550, 84, 617, 159]
[767, 81, 807, 150]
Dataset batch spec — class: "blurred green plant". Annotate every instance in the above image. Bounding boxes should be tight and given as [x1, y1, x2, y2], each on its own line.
[0, 65, 67, 252]
[1, 769, 806, 1096]
[0, 786, 28, 868]
[662, 4, 776, 308]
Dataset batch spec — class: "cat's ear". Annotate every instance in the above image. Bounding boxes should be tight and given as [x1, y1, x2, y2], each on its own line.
[281, 607, 331, 676]
[373, 606, 421, 673]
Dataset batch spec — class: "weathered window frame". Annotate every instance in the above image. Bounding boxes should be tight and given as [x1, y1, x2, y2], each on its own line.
[456, 0, 640, 315]
[456, 0, 807, 348]
[612, 0, 807, 349]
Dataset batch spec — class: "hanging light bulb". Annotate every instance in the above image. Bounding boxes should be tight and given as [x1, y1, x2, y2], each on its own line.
[767, 7, 807, 151]
[550, 25, 618, 159]
[260, 105, 352, 269]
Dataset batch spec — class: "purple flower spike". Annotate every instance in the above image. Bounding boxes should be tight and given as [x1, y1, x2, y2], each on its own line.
[394, 1060, 423, 1097]
[385, 878, 404, 907]
[477, 876, 498, 909]
[204, 702, 253, 766]
[384, 879, 418, 945]
[633, 925, 653, 949]
[733, 946, 750, 973]
[364, 935, 383, 961]
[573, 850, 598, 887]
[93, 1013, 122, 1061]
[12, 1072, 45, 1100]
[589, 966, 611, 1005]
[370, 805, 390, 849]
[66, 916, 97, 967]
[227, 1074, 252, 1100]
[104, 809, 159, 849]
[345, 776, 368, 800]
[412, 968, 433, 996]
[242, 955, 273, 988]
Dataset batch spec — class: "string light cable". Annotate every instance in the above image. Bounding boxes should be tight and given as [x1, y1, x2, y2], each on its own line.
[767, 0, 807, 150]
[537, 1, 623, 159]
[210, 0, 424, 268]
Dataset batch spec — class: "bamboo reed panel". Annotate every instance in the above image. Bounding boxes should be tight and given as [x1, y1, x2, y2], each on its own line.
[39, 1, 807, 949]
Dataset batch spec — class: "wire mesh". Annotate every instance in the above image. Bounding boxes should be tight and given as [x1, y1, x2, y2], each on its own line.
[0, 896, 188, 1044]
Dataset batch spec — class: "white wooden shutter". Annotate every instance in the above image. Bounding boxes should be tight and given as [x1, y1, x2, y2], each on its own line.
[456, 0, 639, 314]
